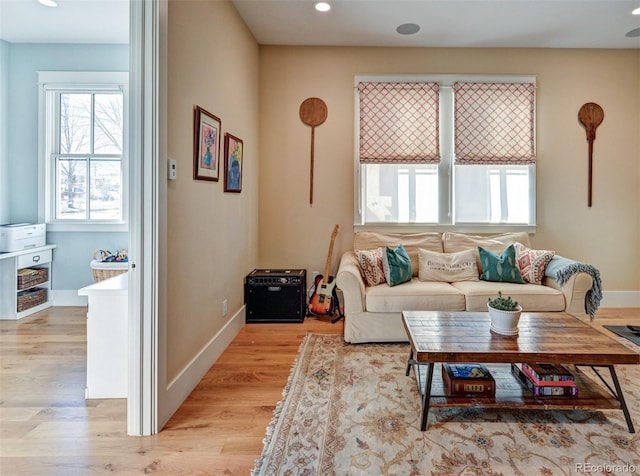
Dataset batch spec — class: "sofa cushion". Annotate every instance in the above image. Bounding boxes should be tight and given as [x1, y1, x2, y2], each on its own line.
[354, 231, 443, 276]
[452, 281, 565, 312]
[478, 245, 526, 284]
[382, 244, 413, 286]
[365, 279, 466, 312]
[514, 242, 556, 285]
[356, 248, 386, 287]
[442, 231, 531, 273]
[418, 248, 479, 282]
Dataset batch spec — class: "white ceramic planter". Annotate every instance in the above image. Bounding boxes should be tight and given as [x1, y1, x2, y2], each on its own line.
[488, 303, 522, 336]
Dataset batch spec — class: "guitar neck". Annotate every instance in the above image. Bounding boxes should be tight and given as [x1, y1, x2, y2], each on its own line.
[322, 243, 335, 281]
[321, 225, 339, 283]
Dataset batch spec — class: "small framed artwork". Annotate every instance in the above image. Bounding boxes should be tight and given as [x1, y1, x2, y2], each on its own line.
[193, 105, 221, 181]
[224, 133, 243, 193]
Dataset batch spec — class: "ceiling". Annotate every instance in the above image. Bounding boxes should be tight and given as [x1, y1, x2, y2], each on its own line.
[233, 0, 640, 49]
[0, 0, 129, 44]
[1, 0, 639, 49]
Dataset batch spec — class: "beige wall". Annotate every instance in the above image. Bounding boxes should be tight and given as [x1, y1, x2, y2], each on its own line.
[167, 1, 259, 380]
[164, 8, 639, 383]
[258, 47, 640, 293]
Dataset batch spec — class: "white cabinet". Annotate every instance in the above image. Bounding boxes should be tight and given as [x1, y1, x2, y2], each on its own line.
[0, 245, 56, 320]
[78, 272, 128, 399]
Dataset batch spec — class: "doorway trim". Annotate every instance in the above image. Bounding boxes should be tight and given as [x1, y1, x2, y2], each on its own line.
[127, 0, 166, 436]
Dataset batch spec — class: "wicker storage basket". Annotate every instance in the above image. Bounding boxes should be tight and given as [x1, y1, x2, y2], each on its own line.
[17, 267, 49, 290]
[17, 288, 47, 312]
[90, 260, 128, 282]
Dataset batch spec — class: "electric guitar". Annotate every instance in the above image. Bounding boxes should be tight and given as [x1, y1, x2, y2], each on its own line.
[308, 224, 340, 317]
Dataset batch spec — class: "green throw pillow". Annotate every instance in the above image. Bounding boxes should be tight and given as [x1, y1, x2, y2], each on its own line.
[478, 245, 526, 284]
[382, 244, 413, 287]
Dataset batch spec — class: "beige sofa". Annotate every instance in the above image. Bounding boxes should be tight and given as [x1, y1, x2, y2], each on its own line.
[336, 231, 594, 343]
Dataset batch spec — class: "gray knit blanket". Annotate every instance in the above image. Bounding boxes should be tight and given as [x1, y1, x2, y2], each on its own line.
[544, 255, 602, 320]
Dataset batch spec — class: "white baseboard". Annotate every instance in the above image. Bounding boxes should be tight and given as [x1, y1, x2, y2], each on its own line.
[159, 306, 245, 429]
[601, 291, 640, 308]
[52, 290, 88, 307]
[48, 290, 245, 431]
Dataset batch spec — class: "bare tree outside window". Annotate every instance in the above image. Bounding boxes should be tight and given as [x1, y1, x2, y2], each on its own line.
[94, 94, 123, 154]
[56, 91, 123, 220]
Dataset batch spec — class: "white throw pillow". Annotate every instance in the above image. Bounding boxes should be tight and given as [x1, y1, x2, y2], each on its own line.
[418, 248, 479, 282]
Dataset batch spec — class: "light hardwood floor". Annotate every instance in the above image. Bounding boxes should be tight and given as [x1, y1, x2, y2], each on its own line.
[0, 306, 343, 475]
[1, 306, 638, 475]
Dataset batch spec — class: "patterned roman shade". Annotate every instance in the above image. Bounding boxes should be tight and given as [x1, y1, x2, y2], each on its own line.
[358, 82, 440, 164]
[454, 82, 535, 165]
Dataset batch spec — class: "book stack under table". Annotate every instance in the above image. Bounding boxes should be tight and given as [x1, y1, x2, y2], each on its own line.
[439, 362, 579, 398]
[511, 362, 578, 397]
[442, 363, 496, 396]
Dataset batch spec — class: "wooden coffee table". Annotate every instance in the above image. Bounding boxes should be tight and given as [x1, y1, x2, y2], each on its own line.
[402, 311, 640, 431]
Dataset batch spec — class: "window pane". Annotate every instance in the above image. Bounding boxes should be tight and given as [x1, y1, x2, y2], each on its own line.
[397, 169, 409, 222]
[454, 164, 532, 224]
[364, 164, 393, 222]
[59, 93, 91, 154]
[56, 158, 87, 219]
[94, 93, 123, 154]
[363, 164, 438, 223]
[89, 160, 122, 220]
[504, 171, 530, 223]
[415, 169, 438, 222]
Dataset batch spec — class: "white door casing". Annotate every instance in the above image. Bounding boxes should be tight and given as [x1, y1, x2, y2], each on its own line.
[127, 0, 167, 436]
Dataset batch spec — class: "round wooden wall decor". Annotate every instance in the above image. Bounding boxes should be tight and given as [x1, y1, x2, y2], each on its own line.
[578, 102, 604, 208]
[299, 98, 328, 205]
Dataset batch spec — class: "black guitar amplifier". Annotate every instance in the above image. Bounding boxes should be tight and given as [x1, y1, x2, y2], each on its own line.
[244, 269, 307, 323]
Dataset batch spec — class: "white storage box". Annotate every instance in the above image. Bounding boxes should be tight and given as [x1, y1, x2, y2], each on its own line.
[0, 223, 46, 252]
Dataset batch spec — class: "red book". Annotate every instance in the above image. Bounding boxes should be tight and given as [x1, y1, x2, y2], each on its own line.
[519, 364, 576, 387]
[521, 362, 574, 381]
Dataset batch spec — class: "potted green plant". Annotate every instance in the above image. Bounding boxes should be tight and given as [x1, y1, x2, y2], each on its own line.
[487, 292, 522, 335]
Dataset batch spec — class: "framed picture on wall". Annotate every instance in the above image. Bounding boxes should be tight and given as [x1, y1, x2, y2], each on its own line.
[193, 105, 221, 181]
[224, 133, 243, 193]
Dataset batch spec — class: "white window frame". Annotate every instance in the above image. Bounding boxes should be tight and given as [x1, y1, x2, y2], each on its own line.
[38, 71, 129, 232]
[354, 74, 536, 233]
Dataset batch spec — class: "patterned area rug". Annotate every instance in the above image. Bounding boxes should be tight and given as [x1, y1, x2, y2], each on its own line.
[253, 334, 640, 475]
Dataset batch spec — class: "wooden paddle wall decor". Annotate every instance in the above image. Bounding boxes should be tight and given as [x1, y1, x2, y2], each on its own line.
[299, 97, 328, 205]
[578, 102, 604, 207]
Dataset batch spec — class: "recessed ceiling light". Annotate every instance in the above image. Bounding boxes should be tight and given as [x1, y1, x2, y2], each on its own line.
[314, 2, 331, 13]
[396, 23, 421, 35]
[626, 27, 640, 37]
[632, 7, 640, 15]
[37, 0, 58, 6]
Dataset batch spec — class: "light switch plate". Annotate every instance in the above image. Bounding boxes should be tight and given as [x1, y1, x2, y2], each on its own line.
[168, 159, 177, 180]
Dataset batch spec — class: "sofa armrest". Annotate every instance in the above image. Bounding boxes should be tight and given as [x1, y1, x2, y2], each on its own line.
[336, 251, 366, 314]
[542, 272, 593, 321]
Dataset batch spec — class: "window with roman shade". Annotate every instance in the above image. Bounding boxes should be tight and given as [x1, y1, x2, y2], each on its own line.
[355, 75, 537, 229]
[453, 82, 535, 165]
[358, 82, 440, 164]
